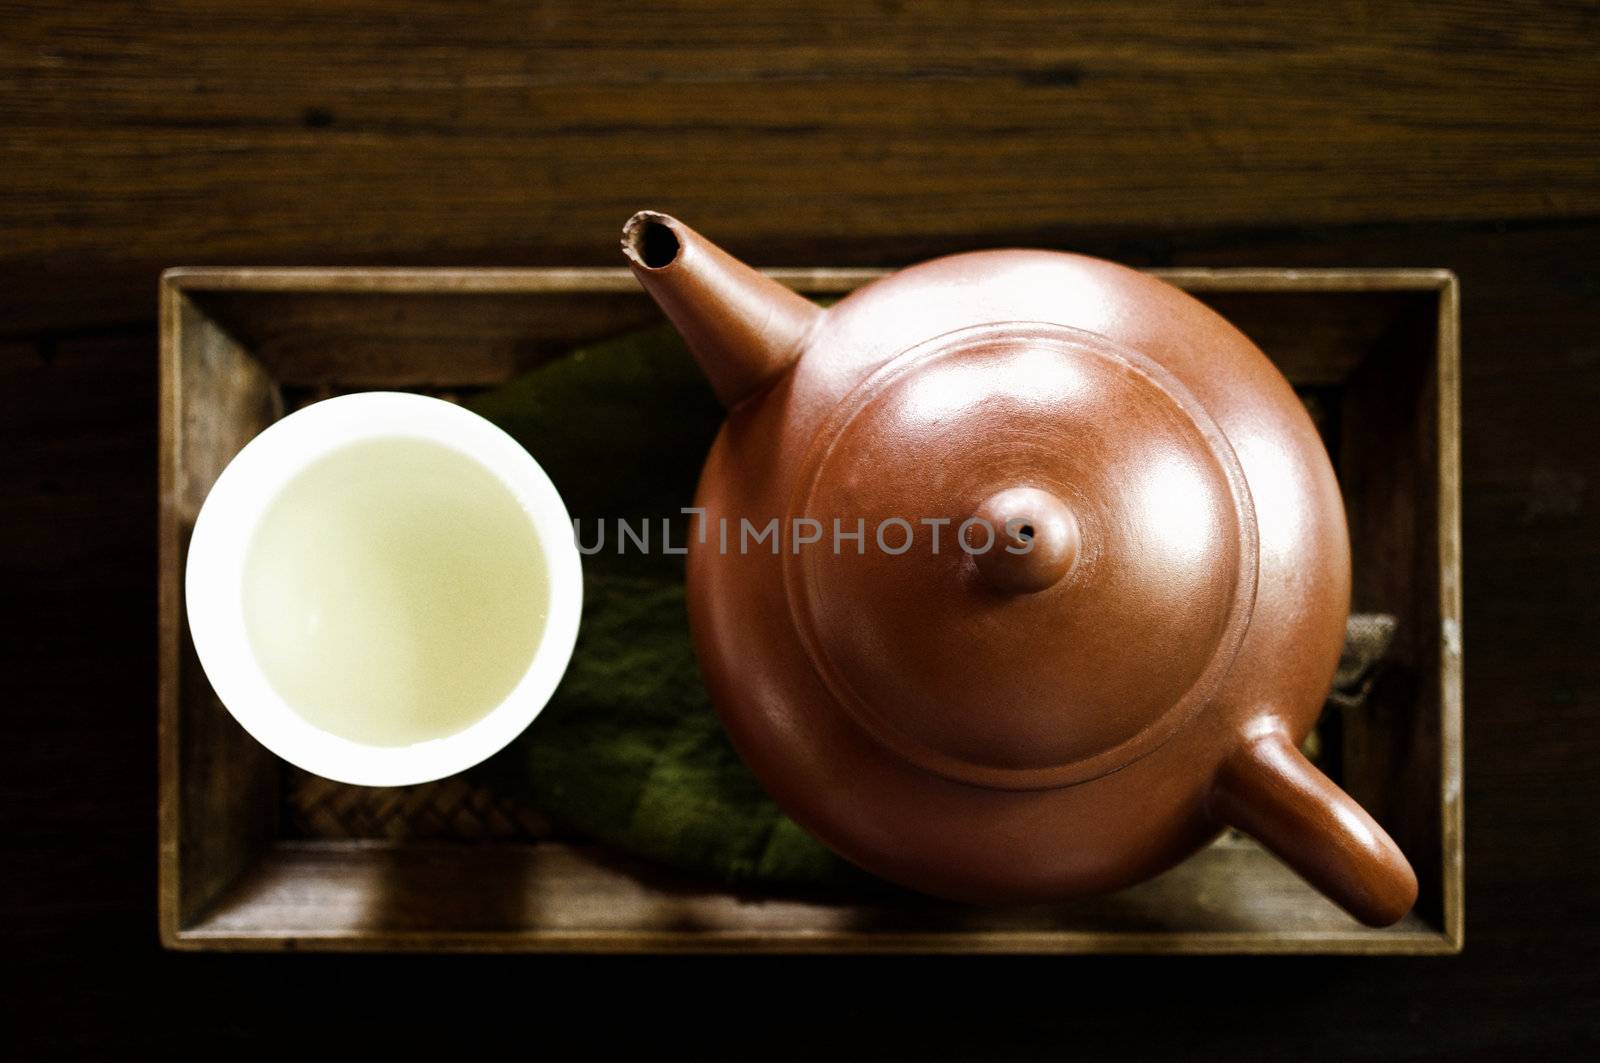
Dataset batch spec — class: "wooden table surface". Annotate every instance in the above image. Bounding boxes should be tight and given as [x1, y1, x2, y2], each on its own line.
[4, 2, 1597, 1056]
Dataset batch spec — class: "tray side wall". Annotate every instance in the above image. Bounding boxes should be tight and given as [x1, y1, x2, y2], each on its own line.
[158, 278, 284, 943]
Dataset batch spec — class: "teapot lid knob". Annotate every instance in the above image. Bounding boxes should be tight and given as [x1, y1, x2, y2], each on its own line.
[970, 486, 1081, 593]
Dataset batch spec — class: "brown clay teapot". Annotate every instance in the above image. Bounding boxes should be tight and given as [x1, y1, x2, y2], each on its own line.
[622, 211, 1418, 926]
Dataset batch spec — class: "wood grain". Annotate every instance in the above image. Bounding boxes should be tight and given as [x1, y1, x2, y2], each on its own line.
[3, 1, 1597, 333]
[178, 839, 1447, 954]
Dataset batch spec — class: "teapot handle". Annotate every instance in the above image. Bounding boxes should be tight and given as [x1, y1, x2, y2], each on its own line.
[1210, 723, 1418, 927]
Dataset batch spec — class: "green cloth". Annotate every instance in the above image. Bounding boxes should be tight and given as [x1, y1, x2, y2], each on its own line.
[467, 326, 871, 891]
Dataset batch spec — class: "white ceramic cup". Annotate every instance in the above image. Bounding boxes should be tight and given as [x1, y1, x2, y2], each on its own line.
[185, 392, 582, 786]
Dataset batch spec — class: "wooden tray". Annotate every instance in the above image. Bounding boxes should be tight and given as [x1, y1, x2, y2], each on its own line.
[158, 266, 1462, 953]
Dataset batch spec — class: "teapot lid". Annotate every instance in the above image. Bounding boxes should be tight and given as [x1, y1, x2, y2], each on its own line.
[786, 323, 1259, 790]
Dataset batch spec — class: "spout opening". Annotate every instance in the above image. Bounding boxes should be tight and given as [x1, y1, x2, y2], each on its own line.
[623, 212, 682, 270]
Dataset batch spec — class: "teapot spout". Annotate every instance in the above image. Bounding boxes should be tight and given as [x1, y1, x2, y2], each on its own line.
[623, 211, 823, 408]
